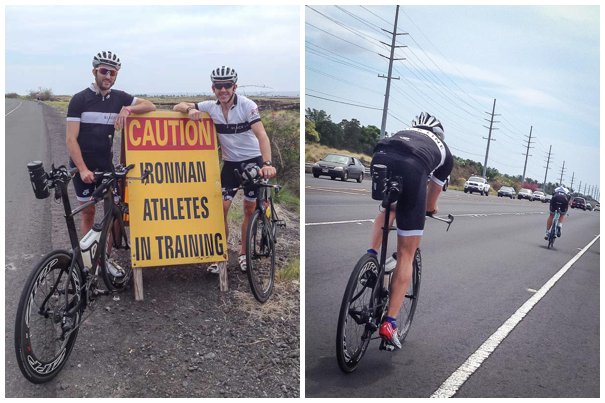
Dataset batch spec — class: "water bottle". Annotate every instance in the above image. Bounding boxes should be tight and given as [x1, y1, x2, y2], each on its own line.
[371, 164, 388, 201]
[27, 161, 50, 199]
[80, 224, 102, 268]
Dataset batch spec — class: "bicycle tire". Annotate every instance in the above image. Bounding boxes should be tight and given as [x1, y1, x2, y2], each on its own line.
[14, 250, 83, 383]
[100, 216, 132, 291]
[336, 253, 378, 373]
[548, 215, 558, 249]
[246, 210, 275, 303]
[394, 248, 422, 344]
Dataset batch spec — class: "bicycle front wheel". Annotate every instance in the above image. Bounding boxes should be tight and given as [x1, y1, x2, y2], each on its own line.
[14, 250, 83, 383]
[246, 210, 275, 303]
[100, 216, 132, 291]
[336, 253, 378, 373]
[394, 248, 422, 344]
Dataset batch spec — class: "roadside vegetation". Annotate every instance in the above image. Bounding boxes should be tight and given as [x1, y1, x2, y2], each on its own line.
[306, 107, 594, 201]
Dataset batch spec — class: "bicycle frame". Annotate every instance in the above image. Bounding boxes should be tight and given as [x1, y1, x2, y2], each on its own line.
[52, 170, 129, 322]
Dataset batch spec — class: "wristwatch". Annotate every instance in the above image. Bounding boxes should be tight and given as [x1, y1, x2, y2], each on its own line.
[263, 160, 272, 166]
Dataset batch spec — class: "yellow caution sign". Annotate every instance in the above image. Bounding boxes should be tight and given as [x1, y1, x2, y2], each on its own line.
[124, 111, 226, 268]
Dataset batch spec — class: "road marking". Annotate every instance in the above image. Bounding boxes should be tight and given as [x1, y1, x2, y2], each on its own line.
[430, 234, 600, 398]
[306, 211, 544, 226]
[306, 219, 375, 226]
[305, 186, 368, 196]
[5, 101, 23, 117]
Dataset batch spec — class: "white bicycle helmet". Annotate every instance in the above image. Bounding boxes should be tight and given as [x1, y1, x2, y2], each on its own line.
[92, 51, 121, 70]
[211, 66, 238, 83]
[412, 112, 444, 140]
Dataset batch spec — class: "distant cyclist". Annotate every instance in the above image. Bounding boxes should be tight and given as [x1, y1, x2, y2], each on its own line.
[367, 112, 453, 349]
[545, 185, 570, 239]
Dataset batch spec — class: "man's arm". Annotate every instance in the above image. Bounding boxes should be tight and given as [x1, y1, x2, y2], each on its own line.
[115, 98, 157, 130]
[426, 180, 443, 214]
[66, 121, 95, 184]
[251, 121, 276, 179]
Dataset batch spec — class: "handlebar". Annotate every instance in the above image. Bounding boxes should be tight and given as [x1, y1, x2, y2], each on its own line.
[426, 212, 455, 231]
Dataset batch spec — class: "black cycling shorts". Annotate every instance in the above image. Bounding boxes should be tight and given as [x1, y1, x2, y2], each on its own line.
[221, 156, 264, 201]
[69, 158, 113, 202]
[550, 193, 569, 214]
[371, 150, 429, 236]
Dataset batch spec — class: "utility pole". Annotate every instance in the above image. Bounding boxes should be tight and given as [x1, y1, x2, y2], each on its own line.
[541, 144, 551, 191]
[558, 160, 566, 185]
[578, 180, 582, 195]
[521, 126, 534, 185]
[482, 98, 499, 178]
[379, 5, 407, 139]
[569, 172, 575, 192]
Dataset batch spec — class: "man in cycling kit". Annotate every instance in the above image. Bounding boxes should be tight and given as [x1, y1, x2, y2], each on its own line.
[545, 185, 570, 239]
[368, 112, 453, 349]
[173, 66, 277, 274]
[66, 51, 156, 274]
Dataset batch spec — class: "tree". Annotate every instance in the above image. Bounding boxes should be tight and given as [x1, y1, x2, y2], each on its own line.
[305, 108, 330, 123]
[316, 120, 343, 148]
[305, 118, 320, 143]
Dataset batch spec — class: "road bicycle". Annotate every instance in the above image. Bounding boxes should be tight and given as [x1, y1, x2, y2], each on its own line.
[15, 161, 147, 383]
[546, 207, 562, 249]
[229, 164, 286, 303]
[335, 164, 453, 373]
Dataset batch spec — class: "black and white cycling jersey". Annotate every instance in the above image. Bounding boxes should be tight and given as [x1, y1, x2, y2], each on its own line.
[66, 84, 136, 168]
[373, 128, 454, 186]
[194, 94, 262, 162]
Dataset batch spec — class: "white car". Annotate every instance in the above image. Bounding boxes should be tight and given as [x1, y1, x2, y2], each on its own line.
[464, 176, 490, 196]
[532, 191, 545, 202]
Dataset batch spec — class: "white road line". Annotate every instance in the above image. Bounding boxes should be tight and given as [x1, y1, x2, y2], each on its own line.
[5, 101, 23, 117]
[306, 211, 544, 226]
[306, 219, 375, 226]
[305, 186, 368, 196]
[430, 234, 600, 398]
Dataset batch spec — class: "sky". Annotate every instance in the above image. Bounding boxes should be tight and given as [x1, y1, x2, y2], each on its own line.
[305, 5, 600, 197]
[4, 5, 300, 96]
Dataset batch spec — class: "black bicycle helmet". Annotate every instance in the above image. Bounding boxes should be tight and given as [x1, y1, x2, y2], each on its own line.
[92, 51, 121, 70]
[412, 112, 444, 140]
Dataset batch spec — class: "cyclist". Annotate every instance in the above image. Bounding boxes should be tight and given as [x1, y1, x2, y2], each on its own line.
[66, 51, 156, 273]
[173, 66, 277, 274]
[545, 185, 570, 239]
[367, 112, 453, 349]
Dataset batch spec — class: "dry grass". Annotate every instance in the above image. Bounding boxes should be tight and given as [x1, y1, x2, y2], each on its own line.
[232, 281, 299, 322]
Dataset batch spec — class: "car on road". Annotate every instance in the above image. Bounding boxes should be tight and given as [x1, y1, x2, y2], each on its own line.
[571, 196, 587, 210]
[532, 191, 545, 202]
[497, 186, 516, 199]
[517, 188, 533, 200]
[586, 202, 593, 211]
[464, 176, 490, 196]
[311, 154, 365, 183]
[594, 203, 600, 211]
[543, 194, 552, 203]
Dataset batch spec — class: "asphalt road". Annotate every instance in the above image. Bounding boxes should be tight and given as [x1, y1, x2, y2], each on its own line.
[304, 174, 600, 398]
[5, 99, 60, 396]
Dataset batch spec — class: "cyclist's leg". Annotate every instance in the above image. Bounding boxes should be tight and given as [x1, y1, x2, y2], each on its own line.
[368, 152, 397, 254]
[240, 198, 256, 256]
[71, 170, 96, 234]
[387, 234, 422, 319]
[369, 208, 396, 253]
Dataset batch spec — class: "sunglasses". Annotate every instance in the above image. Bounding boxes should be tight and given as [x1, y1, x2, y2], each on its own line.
[97, 68, 117, 77]
[214, 82, 234, 90]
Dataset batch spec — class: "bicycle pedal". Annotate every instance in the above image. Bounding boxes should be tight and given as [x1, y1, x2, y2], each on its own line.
[379, 339, 396, 352]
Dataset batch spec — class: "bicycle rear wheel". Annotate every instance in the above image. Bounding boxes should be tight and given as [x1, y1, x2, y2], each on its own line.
[14, 250, 83, 383]
[336, 253, 378, 373]
[100, 216, 132, 291]
[246, 210, 275, 303]
[394, 248, 422, 345]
